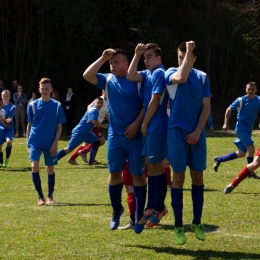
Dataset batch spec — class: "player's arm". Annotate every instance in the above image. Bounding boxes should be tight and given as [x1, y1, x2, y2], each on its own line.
[83, 49, 116, 84]
[49, 124, 62, 156]
[26, 122, 31, 140]
[6, 117, 13, 124]
[127, 43, 146, 82]
[223, 107, 232, 131]
[141, 93, 161, 136]
[1, 118, 11, 128]
[92, 120, 108, 129]
[87, 100, 95, 110]
[125, 107, 145, 139]
[185, 97, 210, 145]
[171, 41, 195, 84]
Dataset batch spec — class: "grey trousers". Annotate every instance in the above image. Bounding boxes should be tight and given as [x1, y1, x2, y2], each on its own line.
[15, 105, 26, 132]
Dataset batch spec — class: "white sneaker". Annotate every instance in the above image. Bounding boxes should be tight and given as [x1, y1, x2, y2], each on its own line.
[67, 158, 79, 165]
[78, 150, 88, 163]
[224, 183, 235, 194]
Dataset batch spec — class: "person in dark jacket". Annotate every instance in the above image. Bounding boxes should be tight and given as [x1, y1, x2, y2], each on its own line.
[63, 88, 76, 135]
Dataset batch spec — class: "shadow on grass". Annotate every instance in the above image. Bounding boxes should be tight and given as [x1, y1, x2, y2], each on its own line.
[160, 223, 219, 233]
[131, 245, 260, 260]
[2, 167, 32, 172]
[183, 188, 219, 192]
[51, 202, 111, 207]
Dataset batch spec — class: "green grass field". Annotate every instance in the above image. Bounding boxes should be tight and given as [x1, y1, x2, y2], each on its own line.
[1, 131, 260, 259]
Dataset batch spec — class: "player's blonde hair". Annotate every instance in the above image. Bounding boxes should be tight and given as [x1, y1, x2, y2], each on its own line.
[1, 90, 10, 96]
[39, 78, 52, 85]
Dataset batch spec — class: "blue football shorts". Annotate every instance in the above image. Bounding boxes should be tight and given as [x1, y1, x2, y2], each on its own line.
[234, 130, 253, 153]
[67, 132, 98, 151]
[142, 133, 166, 163]
[0, 129, 14, 145]
[167, 127, 207, 172]
[29, 147, 58, 166]
[107, 135, 145, 176]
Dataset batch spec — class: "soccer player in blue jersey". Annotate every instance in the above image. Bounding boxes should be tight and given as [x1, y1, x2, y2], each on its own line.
[0, 90, 16, 167]
[27, 78, 66, 206]
[83, 48, 146, 233]
[214, 82, 260, 179]
[57, 97, 107, 165]
[165, 41, 211, 245]
[127, 43, 168, 228]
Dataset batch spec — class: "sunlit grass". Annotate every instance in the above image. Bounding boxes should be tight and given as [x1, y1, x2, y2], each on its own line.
[1, 131, 260, 259]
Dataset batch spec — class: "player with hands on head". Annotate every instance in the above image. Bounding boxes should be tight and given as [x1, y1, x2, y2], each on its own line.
[83, 48, 146, 234]
[127, 43, 169, 229]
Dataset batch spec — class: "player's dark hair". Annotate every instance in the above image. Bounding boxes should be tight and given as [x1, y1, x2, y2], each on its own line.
[113, 48, 128, 61]
[145, 43, 162, 57]
[178, 42, 197, 57]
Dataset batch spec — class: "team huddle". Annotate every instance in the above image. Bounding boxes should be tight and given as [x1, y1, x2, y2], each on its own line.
[3, 40, 258, 246]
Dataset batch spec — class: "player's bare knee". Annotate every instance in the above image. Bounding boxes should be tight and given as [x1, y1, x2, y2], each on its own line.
[46, 166, 55, 174]
[236, 151, 245, 158]
[132, 174, 146, 186]
[99, 137, 105, 146]
[31, 162, 39, 172]
[6, 140, 12, 146]
[173, 172, 185, 187]
[190, 170, 203, 186]
[109, 172, 122, 183]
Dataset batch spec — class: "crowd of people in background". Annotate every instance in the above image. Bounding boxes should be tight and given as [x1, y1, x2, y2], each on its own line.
[0, 77, 76, 138]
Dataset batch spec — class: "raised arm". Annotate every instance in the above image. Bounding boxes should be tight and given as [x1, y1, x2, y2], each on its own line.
[171, 41, 196, 84]
[92, 120, 108, 129]
[127, 43, 146, 82]
[83, 49, 115, 84]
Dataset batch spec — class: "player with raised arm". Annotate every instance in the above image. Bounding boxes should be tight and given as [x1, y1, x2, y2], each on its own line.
[127, 43, 168, 229]
[165, 41, 211, 245]
[83, 48, 146, 234]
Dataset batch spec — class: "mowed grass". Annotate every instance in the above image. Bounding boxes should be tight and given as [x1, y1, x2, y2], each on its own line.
[1, 131, 260, 259]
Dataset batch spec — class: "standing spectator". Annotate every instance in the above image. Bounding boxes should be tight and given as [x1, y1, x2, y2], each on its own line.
[52, 90, 60, 101]
[27, 91, 37, 114]
[165, 41, 211, 245]
[0, 78, 6, 96]
[27, 78, 66, 206]
[64, 88, 76, 135]
[13, 85, 27, 137]
[10, 80, 18, 103]
[206, 105, 213, 129]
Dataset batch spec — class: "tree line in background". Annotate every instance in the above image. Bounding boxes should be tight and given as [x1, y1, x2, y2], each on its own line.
[0, 0, 260, 122]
